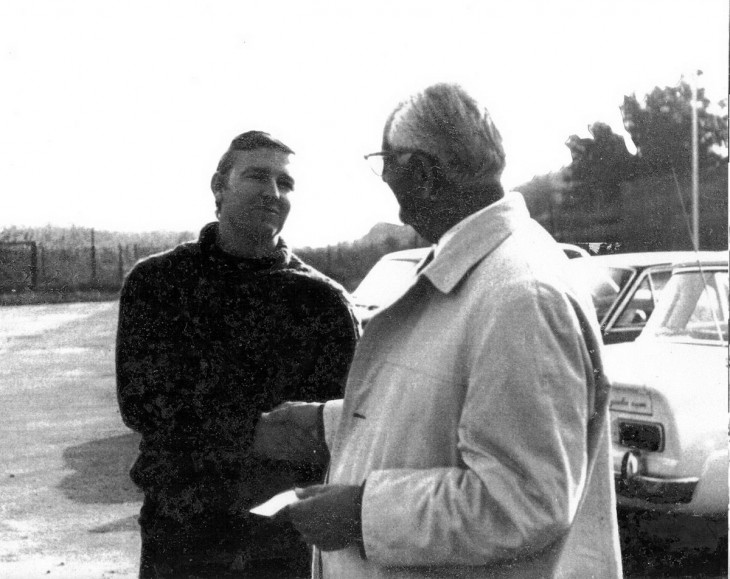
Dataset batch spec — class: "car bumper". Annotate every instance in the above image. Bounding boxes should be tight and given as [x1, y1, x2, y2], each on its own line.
[615, 474, 698, 504]
[614, 448, 729, 515]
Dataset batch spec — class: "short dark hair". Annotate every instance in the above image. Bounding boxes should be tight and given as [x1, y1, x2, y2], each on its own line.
[215, 130, 295, 178]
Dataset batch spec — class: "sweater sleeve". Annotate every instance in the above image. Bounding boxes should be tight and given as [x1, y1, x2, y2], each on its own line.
[292, 282, 360, 402]
[115, 261, 188, 438]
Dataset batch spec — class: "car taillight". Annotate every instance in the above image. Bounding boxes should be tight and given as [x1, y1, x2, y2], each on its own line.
[618, 421, 664, 452]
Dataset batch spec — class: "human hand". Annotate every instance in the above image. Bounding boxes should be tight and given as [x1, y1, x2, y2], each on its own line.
[251, 401, 328, 464]
[286, 484, 363, 551]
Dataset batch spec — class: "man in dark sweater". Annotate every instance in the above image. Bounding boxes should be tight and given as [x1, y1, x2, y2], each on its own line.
[116, 131, 359, 578]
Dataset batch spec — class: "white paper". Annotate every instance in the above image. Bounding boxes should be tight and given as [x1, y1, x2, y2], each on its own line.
[249, 489, 299, 517]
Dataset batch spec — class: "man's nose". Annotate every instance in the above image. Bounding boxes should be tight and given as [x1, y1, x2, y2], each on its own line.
[261, 178, 281, 198]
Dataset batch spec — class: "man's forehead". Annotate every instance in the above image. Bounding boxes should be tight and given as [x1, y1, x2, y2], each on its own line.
[228, 148, 294, 170]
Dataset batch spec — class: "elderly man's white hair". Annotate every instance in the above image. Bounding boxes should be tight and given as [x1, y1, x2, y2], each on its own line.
[385, 83, 506, 188]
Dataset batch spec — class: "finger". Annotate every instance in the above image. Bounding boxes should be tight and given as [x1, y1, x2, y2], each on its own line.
[283, 500, 310, 532]
[287, 503, 323, 537]
[271, 400, 298, 410]
[259, 408, 294, 424]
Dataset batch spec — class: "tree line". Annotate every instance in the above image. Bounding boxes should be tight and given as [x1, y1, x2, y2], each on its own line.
[516, 76, 728, 251]
[2, 76, 727, 295]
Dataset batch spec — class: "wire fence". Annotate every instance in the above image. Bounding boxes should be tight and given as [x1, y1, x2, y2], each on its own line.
[0, 242, 171, 293]
[0, 239, 419, 295]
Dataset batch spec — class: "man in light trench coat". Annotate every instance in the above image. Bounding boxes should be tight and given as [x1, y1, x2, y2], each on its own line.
[253, 82, 623, 578]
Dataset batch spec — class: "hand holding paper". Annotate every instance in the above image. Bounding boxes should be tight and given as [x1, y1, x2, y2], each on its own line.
[286, 484, 363, 551]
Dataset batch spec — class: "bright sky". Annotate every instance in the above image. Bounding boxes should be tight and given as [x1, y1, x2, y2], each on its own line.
[1, 0, 727, 248]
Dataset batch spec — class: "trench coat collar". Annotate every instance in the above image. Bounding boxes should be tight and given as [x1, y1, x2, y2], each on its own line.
[421, 192, 530, 294]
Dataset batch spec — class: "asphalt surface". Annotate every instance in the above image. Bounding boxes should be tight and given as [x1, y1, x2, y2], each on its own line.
[0, 302, 141, 579]
[0, 301, 726, 578]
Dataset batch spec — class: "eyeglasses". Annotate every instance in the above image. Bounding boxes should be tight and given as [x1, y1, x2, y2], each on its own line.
[363, 150, 417, 177]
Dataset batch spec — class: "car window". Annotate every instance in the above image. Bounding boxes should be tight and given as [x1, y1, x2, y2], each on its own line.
[613, 270, 672, 329]
[559, 244, 590, 259]
[686, 273, 729, 341]
[643, 269, 728, 343]
[570, 261, 635, 322]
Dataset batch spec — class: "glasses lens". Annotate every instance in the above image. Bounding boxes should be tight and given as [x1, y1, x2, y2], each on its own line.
[366, 154, 385, 176]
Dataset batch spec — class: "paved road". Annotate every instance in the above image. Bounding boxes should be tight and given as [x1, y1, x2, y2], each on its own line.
[0, 301, 726, 578]
[0, 301, 140, 579]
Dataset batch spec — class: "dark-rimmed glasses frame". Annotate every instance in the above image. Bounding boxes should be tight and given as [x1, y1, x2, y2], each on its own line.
[363, 150, 419, 177]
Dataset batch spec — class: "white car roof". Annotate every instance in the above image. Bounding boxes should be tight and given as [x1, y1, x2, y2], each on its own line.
[378, 243, 591, 263]
[377, 248, 727, 268]
[572, 250, 726, 269]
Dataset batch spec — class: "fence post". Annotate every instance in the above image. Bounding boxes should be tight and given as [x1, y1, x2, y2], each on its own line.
[39, 245, 45, 289]
[90, 228, 98, 288]
[29, 241, 38, 290]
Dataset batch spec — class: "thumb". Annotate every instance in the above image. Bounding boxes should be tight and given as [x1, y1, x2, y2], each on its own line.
[294, 485, 329, 500]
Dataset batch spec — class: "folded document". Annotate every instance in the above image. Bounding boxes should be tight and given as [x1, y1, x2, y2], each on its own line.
[249, 489, 300, 517]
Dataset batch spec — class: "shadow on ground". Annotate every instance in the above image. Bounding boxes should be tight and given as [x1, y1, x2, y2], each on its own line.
[90, 515, 140, 534]
[619, 508, 728, 577]
[59, 433, 143, 504]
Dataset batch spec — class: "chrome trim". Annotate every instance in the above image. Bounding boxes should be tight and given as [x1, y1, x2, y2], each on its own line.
[615, 473, 699, 504]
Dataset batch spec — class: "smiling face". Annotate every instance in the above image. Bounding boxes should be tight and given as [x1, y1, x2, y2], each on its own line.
[213, 148, 294, 249]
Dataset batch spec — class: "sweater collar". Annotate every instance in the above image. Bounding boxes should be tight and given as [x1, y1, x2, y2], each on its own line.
[198, 222, 292, 270]
[420, 192, 530, 294]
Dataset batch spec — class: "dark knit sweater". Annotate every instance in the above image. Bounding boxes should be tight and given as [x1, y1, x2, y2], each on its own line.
[116, 222, 359, 563]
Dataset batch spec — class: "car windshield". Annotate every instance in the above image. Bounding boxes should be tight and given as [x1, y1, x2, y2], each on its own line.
[351, 257, 420, 308]
[641, 269, 728, 343]
[569, 261, 636, 322]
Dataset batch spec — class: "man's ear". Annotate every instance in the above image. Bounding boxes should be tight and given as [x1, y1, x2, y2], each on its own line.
[211, 173, 226, 211]
[211, 172, 224, 194]
[407, 153, 440, 199]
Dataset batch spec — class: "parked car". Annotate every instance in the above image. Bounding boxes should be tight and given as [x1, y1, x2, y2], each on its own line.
[568, 251, 723, 344]
[350, 248, 425, 325]
[352, 246, 719, 340]
[351, 243, 589, 326]
[604, 253, 728, 520]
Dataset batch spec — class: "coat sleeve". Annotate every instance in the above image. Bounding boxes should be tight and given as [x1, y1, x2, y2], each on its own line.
[115, 261, 188, 437]
[322, 399, 345, 449]
[360, 282, 593, 566]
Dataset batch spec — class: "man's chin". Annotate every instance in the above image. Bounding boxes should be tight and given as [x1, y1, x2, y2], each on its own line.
[399, 210, 431, 241]
[398, 208, 413, 228]
[253, 226, 282, 243]
[232, 217, 282, 239]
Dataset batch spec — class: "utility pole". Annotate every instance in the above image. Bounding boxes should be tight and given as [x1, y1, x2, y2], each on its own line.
[691, 70, 702, 250]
